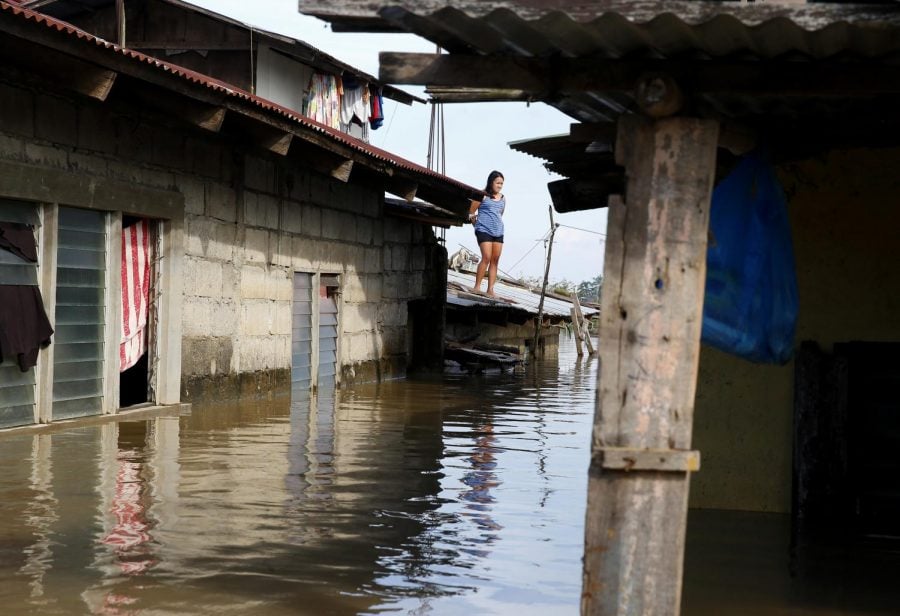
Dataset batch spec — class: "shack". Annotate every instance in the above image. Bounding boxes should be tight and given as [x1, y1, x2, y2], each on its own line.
[0, 1, 478, 432]
[298, 1, 900, 614]
[446, 253, 597, 361]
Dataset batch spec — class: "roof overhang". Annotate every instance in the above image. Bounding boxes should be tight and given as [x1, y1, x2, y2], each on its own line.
[299, 1, 900, 212]
[0, 1, 478, 214]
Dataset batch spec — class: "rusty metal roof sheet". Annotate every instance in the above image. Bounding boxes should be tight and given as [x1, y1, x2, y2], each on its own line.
[0, 1, 479, 199]
[19, 0, 424, 105]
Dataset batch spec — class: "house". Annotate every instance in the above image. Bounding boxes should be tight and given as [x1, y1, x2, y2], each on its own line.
[297, 1, 900, 613]
[0, 1, 478, 432]
[8, 0, 422, 143]
[445, 249, 597, 362]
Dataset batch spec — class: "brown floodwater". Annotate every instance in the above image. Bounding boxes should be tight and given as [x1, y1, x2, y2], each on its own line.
[1, 335, 899, 615]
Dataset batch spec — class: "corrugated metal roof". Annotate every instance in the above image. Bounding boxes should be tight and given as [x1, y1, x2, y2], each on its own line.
[0, 1, 479, 198]
[298, 1, 900, 124]
[448, 269, 598, 318]
[18, 0, 424, 105]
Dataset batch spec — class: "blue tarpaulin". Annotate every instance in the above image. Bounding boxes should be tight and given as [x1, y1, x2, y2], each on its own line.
[701, 152, 799, 364]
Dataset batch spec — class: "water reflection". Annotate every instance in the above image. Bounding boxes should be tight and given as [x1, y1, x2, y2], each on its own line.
[20, 337, 900, 614]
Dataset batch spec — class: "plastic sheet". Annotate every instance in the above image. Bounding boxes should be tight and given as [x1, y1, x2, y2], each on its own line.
[701, 153, 799, 364]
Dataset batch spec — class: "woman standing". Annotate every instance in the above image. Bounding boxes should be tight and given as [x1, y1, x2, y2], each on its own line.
[468, 170, 506, 297]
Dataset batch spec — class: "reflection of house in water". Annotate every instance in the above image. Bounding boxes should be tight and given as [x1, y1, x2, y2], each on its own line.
[0, 1, 477, 432]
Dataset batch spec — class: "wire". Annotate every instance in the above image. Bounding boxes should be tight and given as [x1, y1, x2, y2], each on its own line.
[504, 226, 553, 274]
[557, 223, 606, 237]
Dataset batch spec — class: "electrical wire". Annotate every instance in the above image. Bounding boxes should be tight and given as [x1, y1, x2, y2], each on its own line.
[504, 226, 553, 275]
[557, 223, 606, 237]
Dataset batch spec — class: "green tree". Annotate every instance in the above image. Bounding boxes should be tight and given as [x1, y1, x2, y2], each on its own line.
[576, 275, 603, 303]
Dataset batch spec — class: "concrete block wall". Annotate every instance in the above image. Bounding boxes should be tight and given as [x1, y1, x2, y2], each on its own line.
[0, 78, 442, 398]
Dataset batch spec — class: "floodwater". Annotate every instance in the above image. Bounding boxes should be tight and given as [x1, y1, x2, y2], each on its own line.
[1, 335, 899, 615]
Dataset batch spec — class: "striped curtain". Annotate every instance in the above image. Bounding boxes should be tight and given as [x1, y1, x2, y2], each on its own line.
[120, 220, 150, 372]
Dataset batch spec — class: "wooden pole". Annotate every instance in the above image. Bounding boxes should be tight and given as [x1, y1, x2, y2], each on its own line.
[571, 306, 584, 356]
[572, 293, 595, 356]
[531, 205, 557, 357]
[581, 115, 718, 615]
[116, 0, 126, 48]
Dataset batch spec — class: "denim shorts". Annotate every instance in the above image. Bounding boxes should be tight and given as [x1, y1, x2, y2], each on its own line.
[475, 231, 504, 244]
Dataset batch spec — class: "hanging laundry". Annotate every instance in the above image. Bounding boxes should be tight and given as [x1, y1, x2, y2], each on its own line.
[0, 222, 38, 262]
[120, 220, 151, 372]
[369, 86, 384, 130]
[0, 223, 53, 371]
[340, 77, 369, 127]
[0, 285, 53, 371]
[303, 73, 341, 130]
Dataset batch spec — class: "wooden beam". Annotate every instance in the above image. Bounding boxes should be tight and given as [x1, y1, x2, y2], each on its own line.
[127, 41, 253, 51]
[65, 66, 117, 102]
[386, 178, 418, 202]
[426, 87, 532, 103]
[548, 176, 623, 213]
[582, 115, 718, 615]
[381, 52, 900, 98]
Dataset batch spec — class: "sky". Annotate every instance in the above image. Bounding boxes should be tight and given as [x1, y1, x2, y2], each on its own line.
[187, 0, 608, 285]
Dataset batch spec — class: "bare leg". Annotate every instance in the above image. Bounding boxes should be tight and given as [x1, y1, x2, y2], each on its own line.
[473, 241, 494, 293]
[486, 242, 503, 296]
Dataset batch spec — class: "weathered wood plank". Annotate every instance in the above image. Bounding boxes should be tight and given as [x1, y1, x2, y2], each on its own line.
[380, 52, 900, 97]
[583, 115, 718, 616]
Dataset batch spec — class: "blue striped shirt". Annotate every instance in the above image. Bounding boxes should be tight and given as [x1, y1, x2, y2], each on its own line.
[474, 195, 505, 236]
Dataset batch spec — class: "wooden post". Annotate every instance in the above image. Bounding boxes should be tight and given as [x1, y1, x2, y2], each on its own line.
[531, 205, 557, 357]
[115, 0, 126, 48]
[582, 115, 718, 615]
[571, 306, 585, 356]
[572, 293, 595, 356]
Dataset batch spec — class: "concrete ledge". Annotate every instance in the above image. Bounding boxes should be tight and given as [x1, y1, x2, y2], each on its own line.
[0, 403, 191, 440]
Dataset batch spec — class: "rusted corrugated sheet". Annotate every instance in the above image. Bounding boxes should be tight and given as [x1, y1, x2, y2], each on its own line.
[0, 1, 478, 196]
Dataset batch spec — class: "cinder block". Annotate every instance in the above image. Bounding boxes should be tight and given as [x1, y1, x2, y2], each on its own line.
[273, 300, 292, 335]
[181, 336, 234, 377]
[177, 175, 205, 216]
[241, 300, 275, 336]
[343, 302, 377, 334]
[347, 332, 371, 363]
[24, 142, 67, 168]
[244, 154, 276, 193]
[152, 129, 186, 170]
[408, 271, 424, 298]
[384, 219, 410, 244]
[246, 192, 280, 230]
[67, 151, 107, 176]
[320, 209, 342, 240]
[184, 257, 224, 298]
[300, 203, 321, 237]
[283, 201, 302, 234]
[356, 218, 373, 245]
[370, 219, 384, 247]
[211, 300, 238, 334]
[270, 234, 291, 268]
[76, 105, 114, 154]
[363, 275, 383, 302]
[271, 267, 292, 301]
[309, 172, 334, 206]
[364, 247, 383, 273]
[240, 265, 269, 299]
[390, 245, 409, 271]
[0, 84, 34, 138]
[136, 167, 176, 190]
[244, 228, 269, 264]
[182, 297, 212, 336]
[34, 94, 77, 147]
[381, 326, 406, 356]
[206, 182, 238, 223]
[291, 235, 313, 270]
[0, 133, 25, 161]
[184, 136, 221, 179]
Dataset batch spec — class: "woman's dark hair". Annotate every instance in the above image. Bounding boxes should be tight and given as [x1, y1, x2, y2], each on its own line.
[484, 170, 504, 195]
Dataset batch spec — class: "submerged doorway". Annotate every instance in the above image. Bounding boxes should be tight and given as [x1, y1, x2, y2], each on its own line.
[291, 273, 340, 396]
[118, 216, 156, 409]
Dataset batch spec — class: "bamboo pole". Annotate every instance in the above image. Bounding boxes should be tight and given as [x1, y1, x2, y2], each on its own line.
[531, 205, 557, 357]
[570, 307, 584, 356]
[572, 293, 595, 356]
[116, 0, 126, 48]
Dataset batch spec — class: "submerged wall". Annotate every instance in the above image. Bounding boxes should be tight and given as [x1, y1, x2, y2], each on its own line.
[690, 147, 900, 513]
